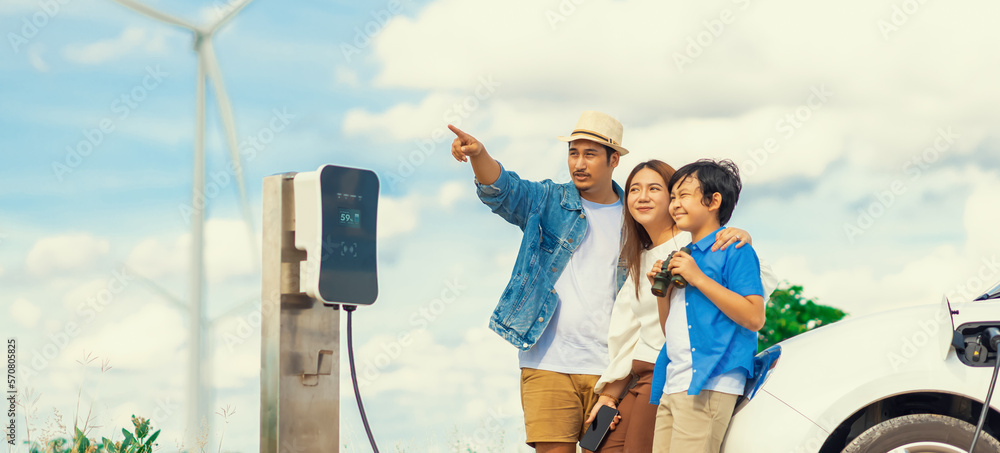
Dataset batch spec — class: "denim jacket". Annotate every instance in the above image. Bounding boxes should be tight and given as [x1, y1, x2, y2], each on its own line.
[476, 164, 628, 351]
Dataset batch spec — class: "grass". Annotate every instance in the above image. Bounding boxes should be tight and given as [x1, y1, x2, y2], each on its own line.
[15, 351, 232, 453]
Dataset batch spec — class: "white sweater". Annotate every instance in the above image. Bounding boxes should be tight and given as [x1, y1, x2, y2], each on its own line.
[595, 233, 779, 393]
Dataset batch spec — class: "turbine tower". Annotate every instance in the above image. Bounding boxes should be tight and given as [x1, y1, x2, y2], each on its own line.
[108, 0, 256, 446]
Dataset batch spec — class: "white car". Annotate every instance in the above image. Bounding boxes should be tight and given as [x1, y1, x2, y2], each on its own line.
[722, 282, 1000, 453]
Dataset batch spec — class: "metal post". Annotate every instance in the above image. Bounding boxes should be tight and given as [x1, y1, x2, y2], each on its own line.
[261, 173, 340, 453]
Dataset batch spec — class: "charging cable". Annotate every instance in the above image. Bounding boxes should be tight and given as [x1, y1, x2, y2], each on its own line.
[344, 304, 380, 453]
[970, 327, 1000, 452]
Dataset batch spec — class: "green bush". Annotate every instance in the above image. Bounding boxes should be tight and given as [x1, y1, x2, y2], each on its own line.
[758, 284, 847, 352]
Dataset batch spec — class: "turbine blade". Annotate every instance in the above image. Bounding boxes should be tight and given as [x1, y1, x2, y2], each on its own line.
[208, 0, 252, 35]
[202, 40, 258, 264]
[109, 0, 199, 31]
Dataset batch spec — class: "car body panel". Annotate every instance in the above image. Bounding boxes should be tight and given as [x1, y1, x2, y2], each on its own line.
[722, 389, 828, 453]
[723, 298, 1000, 451]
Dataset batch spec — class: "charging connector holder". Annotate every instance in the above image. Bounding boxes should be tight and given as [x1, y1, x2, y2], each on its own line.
[954, 322, 1000, 367]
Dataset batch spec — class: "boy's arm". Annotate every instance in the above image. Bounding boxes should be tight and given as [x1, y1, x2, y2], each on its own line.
[667, 251, 766, 331]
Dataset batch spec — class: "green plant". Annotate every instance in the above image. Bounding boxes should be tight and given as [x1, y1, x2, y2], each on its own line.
[28, 415, 159, 453]
[758, 284, 847, 351]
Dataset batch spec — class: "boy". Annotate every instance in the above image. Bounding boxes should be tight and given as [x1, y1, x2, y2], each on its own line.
[648, 159, 766, 453]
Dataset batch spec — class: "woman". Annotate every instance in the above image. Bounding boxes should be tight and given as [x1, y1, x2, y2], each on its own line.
[585, 160, 776, 452]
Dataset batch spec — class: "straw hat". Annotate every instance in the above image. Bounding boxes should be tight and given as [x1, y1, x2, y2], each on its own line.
[556, 110, 629, 156]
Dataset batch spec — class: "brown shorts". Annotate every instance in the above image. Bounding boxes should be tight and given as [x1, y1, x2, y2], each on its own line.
[520, 368, 600, 447]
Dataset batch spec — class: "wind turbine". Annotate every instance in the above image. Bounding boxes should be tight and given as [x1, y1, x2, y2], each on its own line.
[108, 0, 257, 446]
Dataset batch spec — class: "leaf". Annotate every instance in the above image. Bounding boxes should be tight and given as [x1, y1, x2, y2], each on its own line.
[121, 429, 135, 451]
[145, 430, 160, 447]
[76, 435, 90, 453]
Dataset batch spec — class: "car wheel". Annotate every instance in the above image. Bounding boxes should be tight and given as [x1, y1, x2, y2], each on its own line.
[842, 413, 1000, 453]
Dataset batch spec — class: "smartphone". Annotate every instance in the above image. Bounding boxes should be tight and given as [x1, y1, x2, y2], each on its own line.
[579, 405, 619, 451]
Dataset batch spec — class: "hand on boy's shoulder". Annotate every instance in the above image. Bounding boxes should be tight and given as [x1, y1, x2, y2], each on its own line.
[711, 227, 753, 252]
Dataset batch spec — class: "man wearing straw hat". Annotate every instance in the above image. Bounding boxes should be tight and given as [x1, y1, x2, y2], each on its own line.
[449, 111, 629, 452]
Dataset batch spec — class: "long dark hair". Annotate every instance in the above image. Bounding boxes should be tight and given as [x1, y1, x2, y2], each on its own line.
[620, 160, 677, 298]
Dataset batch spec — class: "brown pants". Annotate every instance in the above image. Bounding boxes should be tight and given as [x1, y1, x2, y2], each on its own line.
[595, 360, 657, 453]
[651, 390, 739, 453]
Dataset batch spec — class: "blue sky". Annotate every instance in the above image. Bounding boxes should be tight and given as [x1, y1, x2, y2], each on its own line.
[3, 0, 1000, 451]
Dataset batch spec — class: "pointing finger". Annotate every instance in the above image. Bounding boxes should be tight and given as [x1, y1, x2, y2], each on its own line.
[448, 124, 472, 141]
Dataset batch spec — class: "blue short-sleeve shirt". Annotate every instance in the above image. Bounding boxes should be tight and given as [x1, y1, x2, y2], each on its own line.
[650, 226, 765, 403]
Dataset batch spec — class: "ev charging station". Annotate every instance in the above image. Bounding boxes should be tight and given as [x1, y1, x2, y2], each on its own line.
[259, 165, 379, 453]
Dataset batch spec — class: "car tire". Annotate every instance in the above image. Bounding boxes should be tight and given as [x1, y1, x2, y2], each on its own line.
[842, 413, 1000, 453]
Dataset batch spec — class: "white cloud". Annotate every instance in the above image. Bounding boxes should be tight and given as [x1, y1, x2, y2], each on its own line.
[204, 219, 257, 282]
[377, 195, 420, 239]
[63, 26, 174, 65]
[126, 219, 256, 283]
[210, 349, 258, 389]
[345, 0, 1000, 184]
[334, 65, 360, 88]
[436, 180, 469, 209]
[11, 298, 41, 328]
[27, 43, 48, 72]
[26, 233, 109, 276]
[197, 0, 250, 27]
[769, 166, 1000, 318]
[62, 278, 113, 310]
[127, 236, 186, 279]
[343, 92, 460, 142]
[344, 327, 522, 425]
[70, 303, 185, 370]
[962, 169, 1000, 259]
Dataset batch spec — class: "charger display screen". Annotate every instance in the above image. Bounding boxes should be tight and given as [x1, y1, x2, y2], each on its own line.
[318, 165, 379, 305]
[339, 208, 361, 229]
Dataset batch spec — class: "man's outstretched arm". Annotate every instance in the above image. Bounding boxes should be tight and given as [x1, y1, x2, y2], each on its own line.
[449, 124, 501, 185]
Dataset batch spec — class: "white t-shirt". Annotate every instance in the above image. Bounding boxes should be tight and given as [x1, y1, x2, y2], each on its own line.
[518, 197, 624, 375]
[595, 234, 691, 392]
[664, 287, 746, 395]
